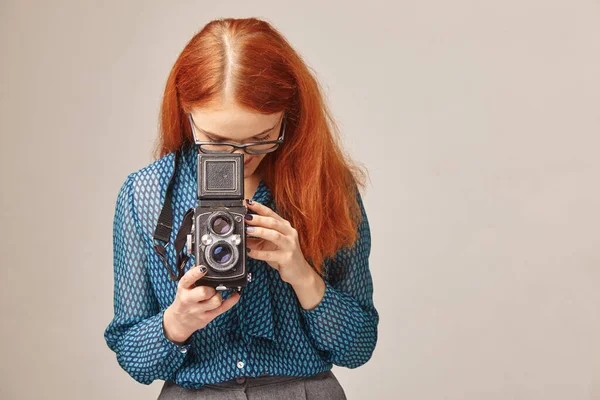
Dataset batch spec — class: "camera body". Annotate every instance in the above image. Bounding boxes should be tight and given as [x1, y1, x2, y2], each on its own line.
[186, 152, 252, 292]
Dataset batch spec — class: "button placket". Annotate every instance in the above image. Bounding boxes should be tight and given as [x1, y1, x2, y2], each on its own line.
[236, 341, 249, 373]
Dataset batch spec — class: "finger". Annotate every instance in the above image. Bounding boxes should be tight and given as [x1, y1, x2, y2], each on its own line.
[199, 291, 223, 311]
[188, 284, 217, 302]
[178, 265, 208, 290]
[245, 237, 266, 247]
[246, 246, 281, 263]
[245, 238, 270, 254]
[244, 213, 294, 236]
[245, 199, 286, 223]
[203, 291, 241, 319]
[245, 226, 288, 249]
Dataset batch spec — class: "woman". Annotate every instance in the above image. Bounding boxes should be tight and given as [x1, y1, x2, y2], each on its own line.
[104, 17, 378, 400]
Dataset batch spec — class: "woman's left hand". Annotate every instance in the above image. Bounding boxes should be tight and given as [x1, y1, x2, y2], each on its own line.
[244, 199, 311, 287]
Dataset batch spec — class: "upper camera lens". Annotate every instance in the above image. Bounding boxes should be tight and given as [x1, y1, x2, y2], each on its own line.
[211, 216, 232, 235]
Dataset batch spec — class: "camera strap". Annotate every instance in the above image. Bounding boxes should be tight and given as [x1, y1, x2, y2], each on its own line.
[152, 147, 195, 282]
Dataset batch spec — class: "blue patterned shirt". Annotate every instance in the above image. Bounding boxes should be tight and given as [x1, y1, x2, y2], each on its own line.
[104, 144, 379, 389]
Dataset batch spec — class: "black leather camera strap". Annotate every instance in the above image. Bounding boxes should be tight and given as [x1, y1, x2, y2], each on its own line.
[153, 147, 195, 282]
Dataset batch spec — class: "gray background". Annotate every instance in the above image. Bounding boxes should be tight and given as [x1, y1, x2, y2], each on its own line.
[1, 0, 599, 399]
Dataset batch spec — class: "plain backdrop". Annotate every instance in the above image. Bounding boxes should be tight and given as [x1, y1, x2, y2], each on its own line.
[1, 1, 599, 399]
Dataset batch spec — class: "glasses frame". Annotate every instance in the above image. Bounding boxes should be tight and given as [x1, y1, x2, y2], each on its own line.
[187, 112, 287, 154]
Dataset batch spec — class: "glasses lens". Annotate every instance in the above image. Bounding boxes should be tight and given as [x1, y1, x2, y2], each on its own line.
[199, 144, 235, 153]
[245, 143, 280, 154]
[199, 142, 280, 154]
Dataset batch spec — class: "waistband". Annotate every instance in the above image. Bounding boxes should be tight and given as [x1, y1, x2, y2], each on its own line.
[203, 369, 333, 389]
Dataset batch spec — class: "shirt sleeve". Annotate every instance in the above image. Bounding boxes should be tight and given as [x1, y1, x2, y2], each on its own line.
[299, 189, 379, 368]
[104, 173, 192, 385]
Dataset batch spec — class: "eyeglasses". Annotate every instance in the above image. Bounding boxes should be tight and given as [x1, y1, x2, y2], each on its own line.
[187, 112, 287, 154]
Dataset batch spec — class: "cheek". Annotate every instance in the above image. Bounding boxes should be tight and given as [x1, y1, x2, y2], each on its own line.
[247, 155, 266, 166]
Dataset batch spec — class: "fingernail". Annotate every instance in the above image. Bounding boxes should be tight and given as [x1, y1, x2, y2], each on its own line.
[244, 213, 253, 220]
[246, 199, 253, 205]
[199, 265, 207, 273]
[246, 226, 255, 233]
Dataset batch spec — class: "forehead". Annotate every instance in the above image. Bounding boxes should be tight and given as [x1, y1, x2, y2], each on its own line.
[190, 104, 283, 140]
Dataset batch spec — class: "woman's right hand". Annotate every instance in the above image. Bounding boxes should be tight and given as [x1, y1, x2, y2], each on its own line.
[163, 265, 241, 345]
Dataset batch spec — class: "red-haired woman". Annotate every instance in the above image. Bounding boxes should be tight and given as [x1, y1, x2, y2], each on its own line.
[104, 17, 379, 400]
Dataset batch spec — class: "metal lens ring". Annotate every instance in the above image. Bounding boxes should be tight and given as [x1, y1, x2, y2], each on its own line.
[207, 211, 234, 236]
[204, 240, 238, 271]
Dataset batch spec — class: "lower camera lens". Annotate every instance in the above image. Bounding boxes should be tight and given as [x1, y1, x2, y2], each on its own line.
[211, 243, 233, 264]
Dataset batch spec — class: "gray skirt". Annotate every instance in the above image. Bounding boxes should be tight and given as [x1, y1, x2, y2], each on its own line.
[157, 370, 347, 400]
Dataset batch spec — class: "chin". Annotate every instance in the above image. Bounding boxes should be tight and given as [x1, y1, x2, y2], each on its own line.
[243, 161, 257, 176]
[243, 157, 264, 178]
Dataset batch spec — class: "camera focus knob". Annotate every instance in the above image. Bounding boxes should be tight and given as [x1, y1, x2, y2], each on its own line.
[186, 234, 192, 254]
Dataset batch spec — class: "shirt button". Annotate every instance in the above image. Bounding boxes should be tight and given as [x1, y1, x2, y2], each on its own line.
[179, 347, 188, 354]
[237, 361, 245, 369]
[236, 377, 246, 384]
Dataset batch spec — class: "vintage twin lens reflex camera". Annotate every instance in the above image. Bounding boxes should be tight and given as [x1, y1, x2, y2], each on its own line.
[185, 151, 253, 292]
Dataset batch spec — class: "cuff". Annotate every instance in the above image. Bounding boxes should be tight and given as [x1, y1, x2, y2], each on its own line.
[299, 278, 334, 318]
[159, 309, 193, 355]
[299, 278, 365, 334]
[298, 279, 365, 361]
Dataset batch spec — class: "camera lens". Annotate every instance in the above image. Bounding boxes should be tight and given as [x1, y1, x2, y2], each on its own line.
[211, 216, 231, 235]
[211, 243, 233, 264]
[208, 212, 234, 236]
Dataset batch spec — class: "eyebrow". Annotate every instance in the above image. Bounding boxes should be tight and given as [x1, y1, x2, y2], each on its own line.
[195, 117, 281, 141]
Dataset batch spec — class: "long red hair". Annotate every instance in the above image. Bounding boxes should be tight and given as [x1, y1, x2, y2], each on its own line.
[153, 17, 369, 276]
